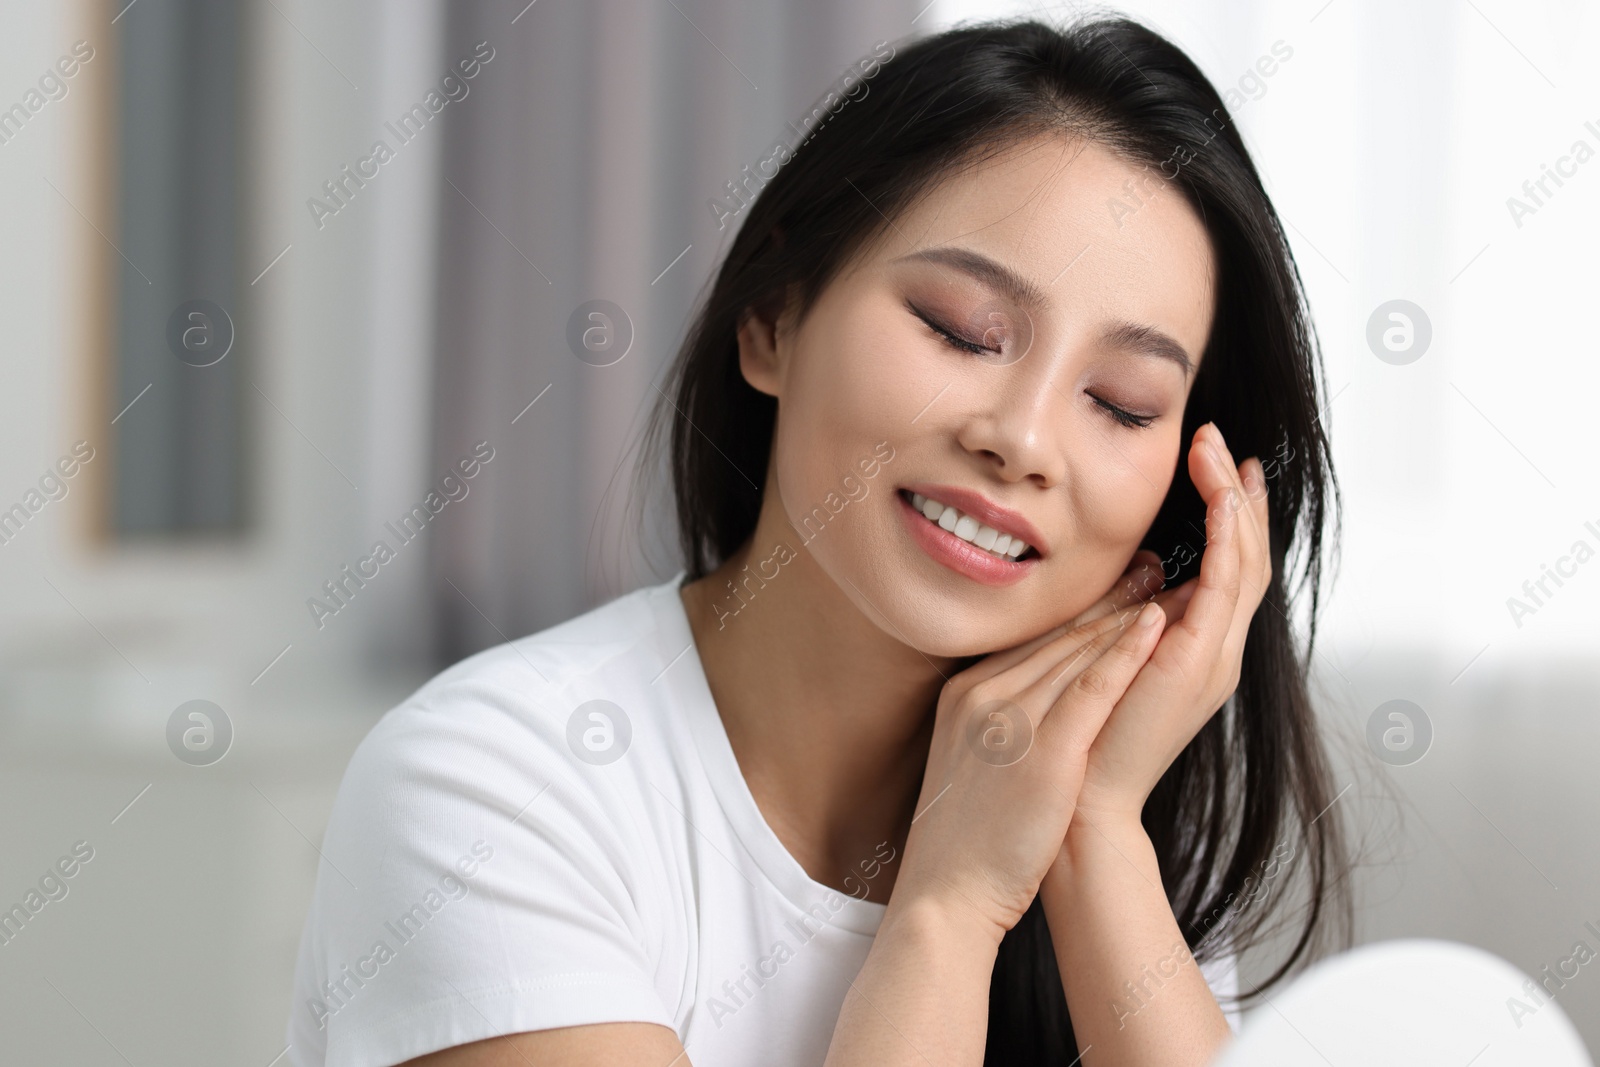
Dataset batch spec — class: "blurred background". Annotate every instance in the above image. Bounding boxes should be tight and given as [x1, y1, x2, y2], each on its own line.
[0, 0, 1596, 1061]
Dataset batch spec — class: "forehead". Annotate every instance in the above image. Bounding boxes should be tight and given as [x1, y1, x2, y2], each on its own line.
[848, 132, 1218, 357]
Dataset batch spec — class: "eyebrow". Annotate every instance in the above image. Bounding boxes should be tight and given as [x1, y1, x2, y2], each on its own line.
[1099, 320, 1197, 376]
[892, 245, 1197, 376]
[894, 246, 1049, 314]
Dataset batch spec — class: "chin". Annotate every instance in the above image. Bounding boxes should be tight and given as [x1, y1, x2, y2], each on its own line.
[834, 559, 1042, 658]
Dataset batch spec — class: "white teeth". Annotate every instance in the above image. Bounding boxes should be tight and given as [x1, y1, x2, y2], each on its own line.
[904, 491, 1031, 560]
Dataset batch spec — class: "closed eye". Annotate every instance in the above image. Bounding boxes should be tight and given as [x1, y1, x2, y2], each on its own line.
[911, 300, 1154, 429]
[907, 302, 995, 355]
[1089, 394, 1155, 429]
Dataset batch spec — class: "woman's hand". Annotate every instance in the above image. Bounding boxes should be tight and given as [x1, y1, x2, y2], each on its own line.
[1024, 424, 1266, 1067]
[1068, 421, 1274, 832]
[1026, 547, 1195, 643]
[889, 569, 1175, 939]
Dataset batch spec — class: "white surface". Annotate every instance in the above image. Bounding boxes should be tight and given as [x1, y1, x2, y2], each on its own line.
[1217, 939, 1594, 1067]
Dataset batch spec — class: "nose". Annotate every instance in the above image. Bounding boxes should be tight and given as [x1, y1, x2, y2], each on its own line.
[953, 371, 1068, 488]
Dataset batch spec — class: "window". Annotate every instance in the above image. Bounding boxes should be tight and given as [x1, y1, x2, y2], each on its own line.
[108, 0, 250, 536]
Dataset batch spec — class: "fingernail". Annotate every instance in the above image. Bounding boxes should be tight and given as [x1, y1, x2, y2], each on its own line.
[1243, 463, 1263, 495]
[1139, 602, 1162, 627]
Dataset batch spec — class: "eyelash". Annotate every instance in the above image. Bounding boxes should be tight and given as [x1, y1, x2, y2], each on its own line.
[909, 303, 994, 355]
[909, 302, 1156, 431]
[1090, 395, 1155, 430]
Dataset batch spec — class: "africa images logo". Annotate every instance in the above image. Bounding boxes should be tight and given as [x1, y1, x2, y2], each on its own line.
[709, 441, 896, 629]
[306, 840, 495, 1031]
[306, 41, 496, 231]
[305, 442, 495, 629]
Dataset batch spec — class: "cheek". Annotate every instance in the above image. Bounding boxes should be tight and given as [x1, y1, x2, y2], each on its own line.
[799, 302, 922, 431]
[768, 304, 922, 572]
[1031, 454, 1171, 626]
[774, 302, 916, 488]
[1070, 432, 1177, 549]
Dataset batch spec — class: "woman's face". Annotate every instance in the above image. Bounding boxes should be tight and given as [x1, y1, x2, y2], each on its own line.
[740, 133, 1217, 656]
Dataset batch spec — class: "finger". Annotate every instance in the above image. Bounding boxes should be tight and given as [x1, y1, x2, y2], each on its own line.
[955, 552, 1163, 689]
[1220, 454, 1273, 657]
[1197, 424, 1254, 529]
[1000, 605, 1143, 701]
[995, 562, 1185, 700]
[953, 615, 1088, 691]
[1037, 601, 1165, 751]
[1164, 473, 1243, 662]
[1240, 455, 1275, 600]
[1196, 428, 1274, 676]
[953, 606, 1124, 697]
[1199, 425, 1270, 601]
[1151, 576, 1198, 621]
[1071, 549, 1165, 626]
[1015, 598, 1156, 716]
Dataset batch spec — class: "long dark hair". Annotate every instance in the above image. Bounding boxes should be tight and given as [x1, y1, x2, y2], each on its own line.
[636, 15, 1352, 1061]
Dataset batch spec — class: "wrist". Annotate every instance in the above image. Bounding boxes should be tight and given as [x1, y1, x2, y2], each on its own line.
[881, 885, 1008, 958]
[1058, 811, 1154, 872]
[1041, 815, 1159, 921]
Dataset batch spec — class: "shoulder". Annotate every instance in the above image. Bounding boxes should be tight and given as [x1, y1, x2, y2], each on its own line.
[408, 573, 669, 712]
[288, 578, 690, 1063]
[314, 574, 696, 916]
[338, 577, 674, 812]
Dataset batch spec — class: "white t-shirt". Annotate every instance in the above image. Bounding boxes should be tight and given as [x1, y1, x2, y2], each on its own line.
[286, 571, 1240, 1067]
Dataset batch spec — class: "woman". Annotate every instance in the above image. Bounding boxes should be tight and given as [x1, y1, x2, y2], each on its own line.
[287, 16, 1350, 1067]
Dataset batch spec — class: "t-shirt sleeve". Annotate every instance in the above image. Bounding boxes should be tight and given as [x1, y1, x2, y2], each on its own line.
[285, 680, 674, 1067]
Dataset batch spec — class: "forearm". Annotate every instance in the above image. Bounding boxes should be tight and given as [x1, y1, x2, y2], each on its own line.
[1039, 817, 1232, 1067]
[823, 895, 1002, 1067]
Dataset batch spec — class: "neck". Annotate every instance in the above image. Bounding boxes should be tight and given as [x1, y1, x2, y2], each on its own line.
[681, 511, 958, 902]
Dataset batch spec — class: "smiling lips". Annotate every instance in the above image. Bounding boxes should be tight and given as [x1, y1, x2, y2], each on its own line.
[895, 484, 1045, 587]
[906, 490, 1034, 559]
